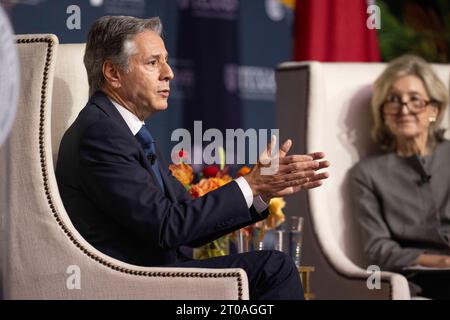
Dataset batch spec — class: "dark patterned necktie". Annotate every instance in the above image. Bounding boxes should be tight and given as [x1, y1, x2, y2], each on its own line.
[135, 125, 164, 190]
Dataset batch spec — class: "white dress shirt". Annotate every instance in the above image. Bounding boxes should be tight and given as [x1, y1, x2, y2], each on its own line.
[109, 98, 269, 214]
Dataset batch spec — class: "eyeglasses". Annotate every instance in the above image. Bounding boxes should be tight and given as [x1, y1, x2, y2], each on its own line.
[383, 96, 433, 115]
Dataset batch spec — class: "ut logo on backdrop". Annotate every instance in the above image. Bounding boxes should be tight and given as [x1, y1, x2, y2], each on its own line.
[66, 3, 382, 31]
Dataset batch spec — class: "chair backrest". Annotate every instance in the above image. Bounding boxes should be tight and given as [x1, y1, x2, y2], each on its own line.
[277, 61, 450, 275]
[0, 35, 130, 298]
[0, 34, 61, 297]
[51, 43, 89, 167]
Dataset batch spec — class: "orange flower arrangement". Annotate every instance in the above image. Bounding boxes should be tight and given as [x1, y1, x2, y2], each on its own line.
[169, 162, 233, 197]
[189, 173, 232, 198]
[169, 149, 286, 259]
[169, 162, 194, 187]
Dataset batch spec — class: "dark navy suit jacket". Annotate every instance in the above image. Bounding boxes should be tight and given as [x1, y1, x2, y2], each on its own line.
[56, 91, 267, 266]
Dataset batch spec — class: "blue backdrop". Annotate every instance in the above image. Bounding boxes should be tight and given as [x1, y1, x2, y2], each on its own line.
[6, 0, 294, 162]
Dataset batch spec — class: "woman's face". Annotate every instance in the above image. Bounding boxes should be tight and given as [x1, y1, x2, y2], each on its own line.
[383, 75, 438, 141]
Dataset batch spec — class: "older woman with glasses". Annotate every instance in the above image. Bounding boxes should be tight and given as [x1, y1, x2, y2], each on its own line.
[350, 55, 450, 299]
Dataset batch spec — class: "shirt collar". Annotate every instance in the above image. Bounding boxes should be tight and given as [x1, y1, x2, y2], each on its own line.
[108, 98, 144, 136]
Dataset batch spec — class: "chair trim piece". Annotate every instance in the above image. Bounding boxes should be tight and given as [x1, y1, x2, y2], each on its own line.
[16, 35, 245, 300]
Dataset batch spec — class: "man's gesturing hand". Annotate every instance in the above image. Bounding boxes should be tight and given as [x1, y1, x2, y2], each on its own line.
[243, 137, 330, 202]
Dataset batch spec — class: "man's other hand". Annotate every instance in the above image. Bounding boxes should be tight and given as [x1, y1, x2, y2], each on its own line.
[243, 137, 330, 202]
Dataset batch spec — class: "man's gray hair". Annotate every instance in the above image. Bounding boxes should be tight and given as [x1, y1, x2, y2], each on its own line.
[84, 15, 162, 96]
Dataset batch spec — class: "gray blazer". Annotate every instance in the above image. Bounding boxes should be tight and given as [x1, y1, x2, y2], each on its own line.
[350, 140, 450, 271]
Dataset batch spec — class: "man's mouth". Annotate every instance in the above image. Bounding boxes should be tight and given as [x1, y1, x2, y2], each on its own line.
[157, 89, 170, 98]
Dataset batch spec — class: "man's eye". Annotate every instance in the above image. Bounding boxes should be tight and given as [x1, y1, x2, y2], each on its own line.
[410, 96, 421, 101]
[148, 60, 157, 66]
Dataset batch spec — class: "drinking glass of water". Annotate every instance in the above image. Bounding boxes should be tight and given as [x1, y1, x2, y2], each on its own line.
[289, 216, 304, 267]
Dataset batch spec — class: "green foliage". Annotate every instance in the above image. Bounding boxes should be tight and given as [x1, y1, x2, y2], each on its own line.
[377, 0, 450, 62]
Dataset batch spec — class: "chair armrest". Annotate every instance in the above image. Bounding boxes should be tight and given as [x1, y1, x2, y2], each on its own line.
[332, 266, 411, 300]
[85, 266, 250, 300]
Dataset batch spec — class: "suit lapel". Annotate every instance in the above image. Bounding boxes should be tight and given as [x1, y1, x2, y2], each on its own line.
[155, 141, 177, 201]
[88, 91, 171, 195]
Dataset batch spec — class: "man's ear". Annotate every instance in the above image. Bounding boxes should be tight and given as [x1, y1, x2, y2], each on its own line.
[102, 60, 121, 89]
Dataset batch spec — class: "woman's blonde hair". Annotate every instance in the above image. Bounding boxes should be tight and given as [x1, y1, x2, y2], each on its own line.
[371, 54, 449, 151]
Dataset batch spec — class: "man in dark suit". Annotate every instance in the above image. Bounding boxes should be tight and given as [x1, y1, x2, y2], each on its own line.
[56, 16, 329, 300]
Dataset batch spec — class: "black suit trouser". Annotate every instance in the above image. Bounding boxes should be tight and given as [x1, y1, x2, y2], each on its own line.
[168, 250, 304, 300]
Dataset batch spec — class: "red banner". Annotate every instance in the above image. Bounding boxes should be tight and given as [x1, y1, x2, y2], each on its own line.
[294, 0, 380, 62]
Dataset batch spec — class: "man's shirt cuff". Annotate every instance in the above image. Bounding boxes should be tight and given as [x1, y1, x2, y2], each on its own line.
[235, 176, 253, 209]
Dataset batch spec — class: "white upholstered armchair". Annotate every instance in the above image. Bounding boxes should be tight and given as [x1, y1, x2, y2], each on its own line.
[0, 34, 249, 299]
[276, 61, 450, 300]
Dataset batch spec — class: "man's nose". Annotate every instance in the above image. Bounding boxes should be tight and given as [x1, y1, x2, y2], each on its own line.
[161, 62, 174, 81]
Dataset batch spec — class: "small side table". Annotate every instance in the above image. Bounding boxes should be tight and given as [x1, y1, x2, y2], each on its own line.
[298, 266, 315, 300]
